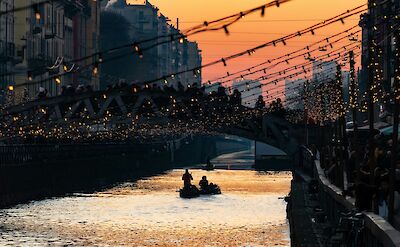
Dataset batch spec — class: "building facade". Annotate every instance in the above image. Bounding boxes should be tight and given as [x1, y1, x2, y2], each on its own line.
[285, 78, 305, 110]
[359, 0, 400, 121]
[312, 60, 337, 83]
[104, 0, 202, 89]
[0, 0, 15, 104]
[13, 0, 100, 100]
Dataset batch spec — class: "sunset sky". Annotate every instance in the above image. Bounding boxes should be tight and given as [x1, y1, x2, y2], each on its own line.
[126, 0, 367, 101]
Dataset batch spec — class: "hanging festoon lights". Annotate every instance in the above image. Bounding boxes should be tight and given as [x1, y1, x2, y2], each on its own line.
[4, 0, 397, 143]
[349, 51, 358, 110]
[0, 1, 372, 92]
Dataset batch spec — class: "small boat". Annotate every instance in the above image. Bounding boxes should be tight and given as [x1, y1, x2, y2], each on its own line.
[202, 157, 215, 171]
[200, 184, 221, 195]
[179, 186, 200, 198]
[201, 164, 215, 171]
[202, 160, 215, 170]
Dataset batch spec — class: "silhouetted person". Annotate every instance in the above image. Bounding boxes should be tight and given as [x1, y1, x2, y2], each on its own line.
[66, 84, 75, 96]
[60, 86, 67, 96]
[37, 87, 47, 99]
[255, 95, 265, 110]
[182, 169, 193, 188]
[230, 89, 241, 106]
[199, 176, 209, 190]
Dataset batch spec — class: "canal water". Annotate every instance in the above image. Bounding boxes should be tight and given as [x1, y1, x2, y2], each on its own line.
[0, 151, 291, 246]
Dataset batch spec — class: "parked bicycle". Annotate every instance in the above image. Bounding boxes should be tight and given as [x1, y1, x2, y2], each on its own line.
[325, 211, 365, 247]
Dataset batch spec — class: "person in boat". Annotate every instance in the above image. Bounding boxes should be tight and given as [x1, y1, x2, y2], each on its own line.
[210, 182, 219, 189]
[199, 176, 209, 190]
[182, 169, 193, 189]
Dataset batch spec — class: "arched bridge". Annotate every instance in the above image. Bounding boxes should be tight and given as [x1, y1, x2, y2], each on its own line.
[0, 86, 302, 155]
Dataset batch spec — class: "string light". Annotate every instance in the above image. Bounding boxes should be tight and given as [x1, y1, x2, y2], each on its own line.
[33, 4, 41, 21]
[5, 4, 370, 89]
[205, 26, 362, 85]
[55, 76, 61, 85]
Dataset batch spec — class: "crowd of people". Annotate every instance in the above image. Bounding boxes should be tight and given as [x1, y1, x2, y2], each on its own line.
[315, 127, 400, 221]
[5, 80, 289, 123]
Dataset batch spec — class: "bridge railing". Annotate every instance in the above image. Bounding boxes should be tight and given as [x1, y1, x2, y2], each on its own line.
[297, 150, 400, 247]
[298, 145, 314, 176]
[0, 143, 167, 167]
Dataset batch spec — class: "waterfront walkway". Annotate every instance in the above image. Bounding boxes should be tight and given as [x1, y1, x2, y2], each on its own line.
[288, 172, 329, 247]
[289, 147, 400, 247]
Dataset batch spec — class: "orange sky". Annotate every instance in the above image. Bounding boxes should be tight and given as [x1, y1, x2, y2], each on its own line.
[127, 0, 367, 102]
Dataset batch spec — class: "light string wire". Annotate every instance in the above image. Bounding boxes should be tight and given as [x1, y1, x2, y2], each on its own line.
[13, 3, 369, 90]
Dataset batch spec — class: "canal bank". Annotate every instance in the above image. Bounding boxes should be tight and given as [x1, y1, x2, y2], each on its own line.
[287, 147, 400, 247]
[0, 143, 172, 208]
[0, 136, 253, 209]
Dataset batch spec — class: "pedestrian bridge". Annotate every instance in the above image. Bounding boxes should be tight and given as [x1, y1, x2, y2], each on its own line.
[1, 86, 302, 155]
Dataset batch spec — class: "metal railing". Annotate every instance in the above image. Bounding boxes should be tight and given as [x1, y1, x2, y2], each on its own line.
[298, 152, 400, 247]
[0, 143, 167, 167]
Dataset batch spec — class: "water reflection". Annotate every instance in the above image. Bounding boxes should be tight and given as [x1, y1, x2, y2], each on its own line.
[0, 169, 291, 246]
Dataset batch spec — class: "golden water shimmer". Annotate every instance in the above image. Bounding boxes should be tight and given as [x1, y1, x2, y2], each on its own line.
[0, 170, 291, 246]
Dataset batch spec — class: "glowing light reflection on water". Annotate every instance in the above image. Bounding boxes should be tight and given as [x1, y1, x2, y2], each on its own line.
[0, 169, 291, 246]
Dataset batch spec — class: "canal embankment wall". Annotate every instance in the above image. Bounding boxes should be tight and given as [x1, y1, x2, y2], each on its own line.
[0, 143, 172, 208]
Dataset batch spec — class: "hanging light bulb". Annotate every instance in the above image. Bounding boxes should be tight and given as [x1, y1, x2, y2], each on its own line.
[92, 63, 99, 75]
[27, 71, 33, 81]
[34, 4, 41, 21]
[222, 58, 227, 66]
[223, 25, 229, 35]
[133, 43, 140, 52]
[8, 85, 14, 91]
[55, 76, 61, 85]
